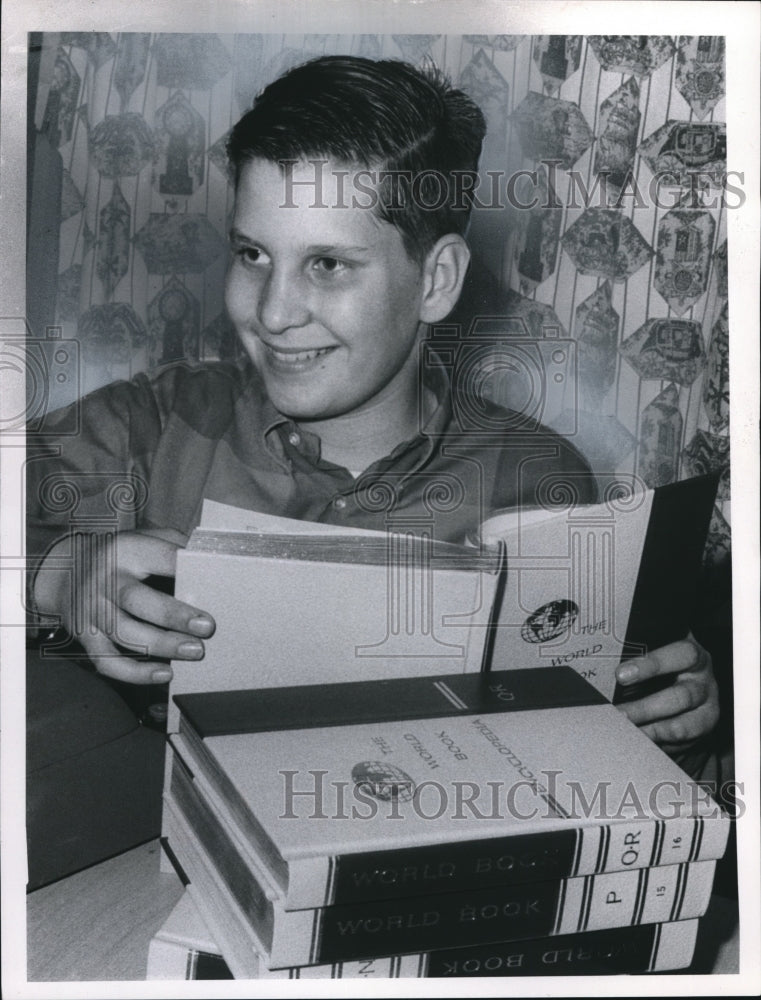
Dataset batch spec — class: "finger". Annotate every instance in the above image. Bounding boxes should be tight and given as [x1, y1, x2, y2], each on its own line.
[638, 699, 720, 749]
[617, 675, 709, 728]
[117, 579, 215, 637]
[616, 638, 702, 687]
[81, 630, 174, 686]
[112, 532, 183, 580]
[103, 607, 208, 662]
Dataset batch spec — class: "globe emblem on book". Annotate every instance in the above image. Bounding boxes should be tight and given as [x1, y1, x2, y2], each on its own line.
[521, 599, 579, 644]
[351, 762, 416, 802]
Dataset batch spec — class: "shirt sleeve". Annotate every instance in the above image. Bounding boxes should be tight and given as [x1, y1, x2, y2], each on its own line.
[25, 372, 165, 628]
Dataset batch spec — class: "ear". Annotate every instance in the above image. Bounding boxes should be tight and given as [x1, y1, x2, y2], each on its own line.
[418, 234, 471, 324]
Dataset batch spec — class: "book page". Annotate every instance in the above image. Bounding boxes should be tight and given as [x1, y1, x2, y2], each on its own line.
[200, 499, 388, 538]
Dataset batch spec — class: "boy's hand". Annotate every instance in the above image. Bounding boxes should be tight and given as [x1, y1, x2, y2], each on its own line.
[614, 635, 719, 761]
[34, 529, 215, 685]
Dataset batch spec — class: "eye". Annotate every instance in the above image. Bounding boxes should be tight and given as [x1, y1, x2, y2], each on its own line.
[313, 256, 346, 275]
[234, 245, 268, 267]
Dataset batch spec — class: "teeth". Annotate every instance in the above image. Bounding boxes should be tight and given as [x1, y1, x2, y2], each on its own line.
[267, 346, 334, 363]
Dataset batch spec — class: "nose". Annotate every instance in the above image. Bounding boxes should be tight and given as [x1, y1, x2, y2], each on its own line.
[258, 266, 310, 335]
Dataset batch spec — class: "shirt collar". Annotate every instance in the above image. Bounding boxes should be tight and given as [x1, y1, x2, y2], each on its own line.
[253, 351, 453, 475]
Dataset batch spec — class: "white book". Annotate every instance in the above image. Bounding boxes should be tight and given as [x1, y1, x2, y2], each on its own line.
[169, 473, 718, 732]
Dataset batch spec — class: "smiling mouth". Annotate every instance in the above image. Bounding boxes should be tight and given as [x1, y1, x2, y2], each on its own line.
[263, 344, 337, 364]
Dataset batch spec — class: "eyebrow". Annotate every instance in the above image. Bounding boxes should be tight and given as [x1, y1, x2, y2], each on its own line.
[228, 228, 372, 256]
[228, 227, 256, 245]
[305, 244, 373, 257]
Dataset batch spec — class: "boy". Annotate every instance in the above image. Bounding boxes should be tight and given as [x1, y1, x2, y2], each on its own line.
[28, 55, 718, 768]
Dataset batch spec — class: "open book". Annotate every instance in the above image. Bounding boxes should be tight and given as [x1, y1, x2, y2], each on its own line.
[168, 474, 718, 730]
[168, 503, 504, 732]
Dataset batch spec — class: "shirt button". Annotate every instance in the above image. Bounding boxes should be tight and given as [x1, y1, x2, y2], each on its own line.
[333, 496, 347, 511]
[288, 431, 301, 446]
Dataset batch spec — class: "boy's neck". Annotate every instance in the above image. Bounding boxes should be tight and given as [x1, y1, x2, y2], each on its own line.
[297, 366, 436, 475]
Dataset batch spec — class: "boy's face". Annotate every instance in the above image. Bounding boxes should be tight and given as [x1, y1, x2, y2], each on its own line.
[226, 158, 427, 422]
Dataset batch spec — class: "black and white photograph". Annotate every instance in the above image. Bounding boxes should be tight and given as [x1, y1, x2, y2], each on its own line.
[1, 1, 759, 997]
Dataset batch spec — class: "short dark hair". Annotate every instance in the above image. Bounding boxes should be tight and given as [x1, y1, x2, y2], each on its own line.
[227, 55, 486, 262]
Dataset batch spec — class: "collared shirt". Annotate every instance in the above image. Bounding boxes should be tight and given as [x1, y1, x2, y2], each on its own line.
[26, 357, 597, 569]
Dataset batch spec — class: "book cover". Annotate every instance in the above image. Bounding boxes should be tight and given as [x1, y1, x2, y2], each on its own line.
[148, 887, 700, 980]
[164, 786, 715, 970]
[480, 473, 719, 699]
[170, 666, 729, 911]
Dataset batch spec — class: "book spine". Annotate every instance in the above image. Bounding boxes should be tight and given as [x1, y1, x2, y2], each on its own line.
[421, 918, 700, 976]
[175, 663, 606, 739]
[309, 860, 715, 967]
[315, 813, 727, 910]
[167, 760, 716, 969]
[160, 864, 698, 979]
[156, 922, 700, 980]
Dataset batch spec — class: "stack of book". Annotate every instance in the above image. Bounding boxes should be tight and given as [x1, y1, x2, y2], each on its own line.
[157, 666, 730, 980]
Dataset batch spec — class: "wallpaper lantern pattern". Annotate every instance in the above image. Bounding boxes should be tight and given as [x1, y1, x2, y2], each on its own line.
[147, 277, 200, 366]
[60, 170, 84, 221]
[654, 210, 715, 314]
[89, 113, 156, 177]
[97, 181, 131, 297]
[638, 121, 727, 187]
[60, 31, 117, 68]
[620, 318, 706, 386]
[114, 33, 151, 110]
[76, 303, 148, 382]
[683, 430, 731, 498]
[392, 35, 440, 64]
[514, 164, 562, 291]
[562, 208, 653, 282]
[675, 36, 725, 120]
[588, 35, 675, 76]
[133, 213, 226, 274]
[153, 92, 207, 197]
[594, 77, 641, 191]
[41, 47, 81, 147]
[703, 304, 730, 432]
[459, 49, 510, 152]
[33, 32, 730, 570]
[152, 33, 232, 90]
[573, 282, 619, 405]
[532, 36, 583, 94]
[510, 92, 594, 169]
[638, 384, 683, 488]
[464, 35, 523, 52]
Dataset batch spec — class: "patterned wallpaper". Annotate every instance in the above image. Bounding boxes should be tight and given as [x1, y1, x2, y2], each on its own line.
[31, 32, 730, 566]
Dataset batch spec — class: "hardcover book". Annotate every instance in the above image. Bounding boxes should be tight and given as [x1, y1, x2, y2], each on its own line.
[147, 886, 701, 980]
[168, 473, 718, 727]
[168, 666, 729, 915]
